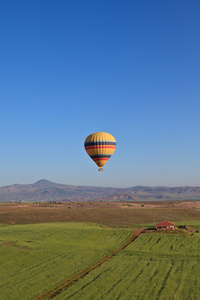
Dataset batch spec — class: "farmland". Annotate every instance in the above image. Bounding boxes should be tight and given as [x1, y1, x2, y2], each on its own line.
[53, 232, 200, 300]
[0, 201, 200, 299]
[0, 223, 133, 299]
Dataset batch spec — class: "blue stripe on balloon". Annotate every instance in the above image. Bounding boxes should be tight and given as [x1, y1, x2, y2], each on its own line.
[90, 154, 111, 159]
[85, 141, 116, 147]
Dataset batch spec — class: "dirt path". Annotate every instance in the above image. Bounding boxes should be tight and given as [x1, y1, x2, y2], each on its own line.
[33, 229, 143, 300]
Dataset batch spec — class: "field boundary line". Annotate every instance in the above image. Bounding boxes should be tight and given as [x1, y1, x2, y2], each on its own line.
[33, 229, 143, 300]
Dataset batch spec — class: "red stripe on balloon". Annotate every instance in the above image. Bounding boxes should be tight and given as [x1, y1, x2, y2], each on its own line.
[85, 146, 116, 150]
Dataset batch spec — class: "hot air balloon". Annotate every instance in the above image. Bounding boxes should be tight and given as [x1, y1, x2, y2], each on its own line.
[84, 132, 116, 171]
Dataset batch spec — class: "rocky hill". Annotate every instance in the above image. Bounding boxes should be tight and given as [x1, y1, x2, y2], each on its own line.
[0, 179, 200, 202]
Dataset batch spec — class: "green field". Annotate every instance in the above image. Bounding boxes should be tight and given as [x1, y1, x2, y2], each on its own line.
[53, 232, 200, 300]
[0, 223, 132, 300]
[1, 203, 200, 300]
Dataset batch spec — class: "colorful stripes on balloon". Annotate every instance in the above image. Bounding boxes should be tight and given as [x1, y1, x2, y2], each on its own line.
[84, 141, 116, 151]
[84, 132, 116, 169]
[90, 154, 111, 161]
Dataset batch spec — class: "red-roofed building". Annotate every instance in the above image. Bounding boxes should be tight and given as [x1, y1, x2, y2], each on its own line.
[156, 221, 175, 230]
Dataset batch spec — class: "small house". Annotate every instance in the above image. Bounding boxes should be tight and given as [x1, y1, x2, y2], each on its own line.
[156, 221, 175, 230]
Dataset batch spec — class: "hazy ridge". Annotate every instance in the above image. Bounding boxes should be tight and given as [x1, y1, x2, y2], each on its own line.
[0, 179, 200, 202]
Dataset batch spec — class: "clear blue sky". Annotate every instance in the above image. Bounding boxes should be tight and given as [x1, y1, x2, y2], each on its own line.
[0, 0, 200, 187]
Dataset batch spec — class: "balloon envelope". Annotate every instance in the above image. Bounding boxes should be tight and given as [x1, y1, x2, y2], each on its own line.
[84, 132, 116, 170]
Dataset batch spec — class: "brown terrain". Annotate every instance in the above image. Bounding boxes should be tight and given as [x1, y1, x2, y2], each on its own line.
[0, 200, 200, 227]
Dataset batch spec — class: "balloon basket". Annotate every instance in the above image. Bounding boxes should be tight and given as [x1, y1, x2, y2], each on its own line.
[98, 168, 104, 172]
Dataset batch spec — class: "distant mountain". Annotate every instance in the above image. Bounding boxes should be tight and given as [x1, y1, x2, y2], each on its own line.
[0, 179, 200, 202]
